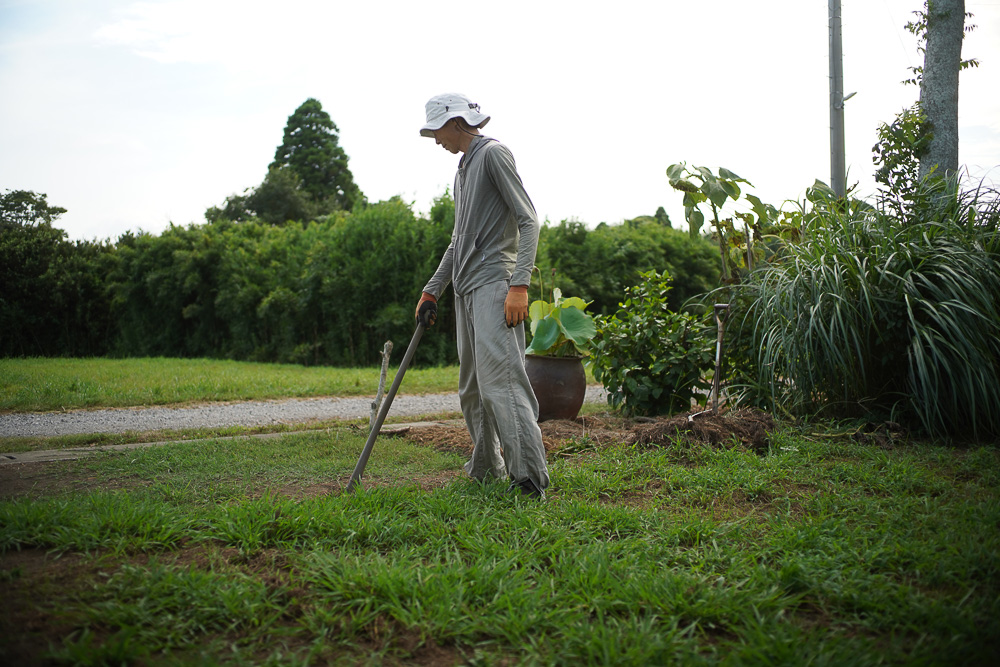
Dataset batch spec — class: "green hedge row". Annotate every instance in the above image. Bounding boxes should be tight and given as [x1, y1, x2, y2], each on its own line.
[2, 195, 720, 366]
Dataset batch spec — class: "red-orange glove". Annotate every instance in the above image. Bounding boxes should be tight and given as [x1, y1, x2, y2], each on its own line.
[504, 285, 529, 328]
[416, 292, 437, 327]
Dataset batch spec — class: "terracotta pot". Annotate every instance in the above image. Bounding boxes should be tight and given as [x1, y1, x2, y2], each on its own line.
[524, 354, 586, 422]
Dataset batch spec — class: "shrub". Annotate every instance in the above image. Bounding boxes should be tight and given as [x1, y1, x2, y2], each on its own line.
[591, 270, 715, 416]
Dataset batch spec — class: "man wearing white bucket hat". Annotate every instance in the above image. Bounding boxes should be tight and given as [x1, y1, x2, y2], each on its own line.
[414, 93, 548, 499]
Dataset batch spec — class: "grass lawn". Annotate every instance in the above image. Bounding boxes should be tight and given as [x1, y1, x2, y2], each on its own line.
[2, 416, 998, 665]
[0, 357, 465, 413]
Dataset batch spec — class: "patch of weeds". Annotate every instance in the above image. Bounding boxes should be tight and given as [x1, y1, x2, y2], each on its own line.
[1, 491, 190, 554]
[48, 627, 150, 666]
[551, 443, 660, 502]
[46, 557, 284, 662]
[49, 429, 463, 505]
[207, 491, 330, 552]
[555, 434, 601, 457]
[951, 445, 1000, 487]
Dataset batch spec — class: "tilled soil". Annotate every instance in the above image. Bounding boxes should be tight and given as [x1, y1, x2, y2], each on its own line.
[394, 408, 775, 458]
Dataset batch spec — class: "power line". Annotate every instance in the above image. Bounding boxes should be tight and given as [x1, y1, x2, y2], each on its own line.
[881, 0, 918, 67]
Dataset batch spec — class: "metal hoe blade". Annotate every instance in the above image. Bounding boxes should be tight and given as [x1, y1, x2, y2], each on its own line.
[345, 321, 425, 493]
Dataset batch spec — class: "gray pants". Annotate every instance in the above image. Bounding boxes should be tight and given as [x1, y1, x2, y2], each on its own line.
[455, 280, 549, 492]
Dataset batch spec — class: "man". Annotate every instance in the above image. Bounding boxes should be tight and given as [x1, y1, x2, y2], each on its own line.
[415, 93, 548, 499]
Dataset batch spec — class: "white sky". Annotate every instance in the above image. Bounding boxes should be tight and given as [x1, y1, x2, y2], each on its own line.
[1, 0, 998, 241]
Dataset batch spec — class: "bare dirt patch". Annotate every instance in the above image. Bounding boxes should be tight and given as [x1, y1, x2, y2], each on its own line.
[0, 461, 86, 499]
[399, 408, 776, 458]
[1, 548, 103, 665]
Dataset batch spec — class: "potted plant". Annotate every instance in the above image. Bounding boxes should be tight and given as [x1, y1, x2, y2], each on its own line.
[524, 285, 597, 421]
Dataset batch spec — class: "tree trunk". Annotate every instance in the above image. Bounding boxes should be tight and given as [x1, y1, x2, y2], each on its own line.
[919, 0, 965, 180]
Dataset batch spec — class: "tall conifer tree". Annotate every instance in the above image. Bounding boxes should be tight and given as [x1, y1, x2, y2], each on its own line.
[270, 98, 364, 211]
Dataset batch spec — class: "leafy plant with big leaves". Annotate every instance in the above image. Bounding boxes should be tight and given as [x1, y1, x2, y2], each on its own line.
[666, 162, 829, 284]
[525, 287, 597, 357]
[667, 163, 755, 283]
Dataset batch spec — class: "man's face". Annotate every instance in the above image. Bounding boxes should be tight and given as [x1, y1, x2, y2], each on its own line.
[432, 119, 462, 154]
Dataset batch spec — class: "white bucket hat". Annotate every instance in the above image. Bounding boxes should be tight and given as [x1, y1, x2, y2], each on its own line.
[419, 93, 490, 137]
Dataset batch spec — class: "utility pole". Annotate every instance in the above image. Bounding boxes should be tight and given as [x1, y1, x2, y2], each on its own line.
[829, 0, 846, 198]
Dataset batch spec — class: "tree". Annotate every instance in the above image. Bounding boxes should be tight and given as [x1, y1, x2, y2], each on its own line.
[654, 206, 672, 227]
[919, 0, 963, 179]
[270, 98, 364, 211]
[904, 0, 978, 180]
[1, 190, 114, 356]
[246, 167, 319, 225]
[206, 168, 320, 225]
[538, 218, 719, 315]
[0, 189, 66, 228]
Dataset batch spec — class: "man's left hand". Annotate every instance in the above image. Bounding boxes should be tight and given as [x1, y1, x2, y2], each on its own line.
[504, 285, 529, 328]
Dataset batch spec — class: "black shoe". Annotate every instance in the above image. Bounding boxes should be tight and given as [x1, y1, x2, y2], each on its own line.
[511, 478, 545, 500]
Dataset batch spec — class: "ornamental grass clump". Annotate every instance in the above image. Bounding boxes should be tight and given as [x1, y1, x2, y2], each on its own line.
[734, 181, 1000, 439]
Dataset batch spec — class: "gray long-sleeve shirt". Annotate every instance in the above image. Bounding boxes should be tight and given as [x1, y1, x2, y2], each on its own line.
[423, 135, 539, 298]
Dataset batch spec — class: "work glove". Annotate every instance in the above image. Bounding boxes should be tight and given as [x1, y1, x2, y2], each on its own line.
[416, 292, 437, 327]
[504, 285, 529, 328]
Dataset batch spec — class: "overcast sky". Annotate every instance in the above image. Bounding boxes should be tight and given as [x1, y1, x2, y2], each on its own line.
[2, 0, 998, 241]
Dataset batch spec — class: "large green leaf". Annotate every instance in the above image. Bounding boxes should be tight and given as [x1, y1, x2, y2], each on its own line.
[528, 300, 553, 336]
[745, 193, 770, 225]
[702, 180, 730, 209]
[682, 191, 707, 207]
[686, 208, 705, 234]
[525, 317, 561, 355]
[559, 306, 597, 348]
[559, 296, 590, 311]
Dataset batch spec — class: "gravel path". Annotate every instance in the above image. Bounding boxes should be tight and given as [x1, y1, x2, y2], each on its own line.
[0, 386, 608, 438]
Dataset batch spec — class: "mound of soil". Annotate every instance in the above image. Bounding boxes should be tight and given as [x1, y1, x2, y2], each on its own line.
[628, 407, 775, 453]
[397, 408, 775, 458]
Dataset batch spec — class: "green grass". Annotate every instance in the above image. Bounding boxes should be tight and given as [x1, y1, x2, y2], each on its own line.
[0, 357, 463, 413]
[2, 422, 997, 665]
[0, 357, 599, 415]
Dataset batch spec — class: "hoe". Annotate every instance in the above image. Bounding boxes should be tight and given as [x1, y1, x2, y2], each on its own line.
[346, 306, 434, 492]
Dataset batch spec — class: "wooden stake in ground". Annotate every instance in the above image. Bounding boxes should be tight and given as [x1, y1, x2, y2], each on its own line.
[370, 340, 393, 431]
[347, 322, 426, 493]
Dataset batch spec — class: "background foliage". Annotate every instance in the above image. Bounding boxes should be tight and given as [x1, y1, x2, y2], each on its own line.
[3, 96, 720, 370]
[206, 98, 365, 226]
[107, 196, 455, 367]
[1, 190, 115, 357]
[3, 187, 710, 367]
[535, 217, 719, 315]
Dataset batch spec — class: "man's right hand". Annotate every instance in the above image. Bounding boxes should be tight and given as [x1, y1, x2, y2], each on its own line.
[416, 292, 437, 327]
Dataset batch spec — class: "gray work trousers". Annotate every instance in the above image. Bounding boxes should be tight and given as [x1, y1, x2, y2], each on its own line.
[455, 279, 549, 492]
